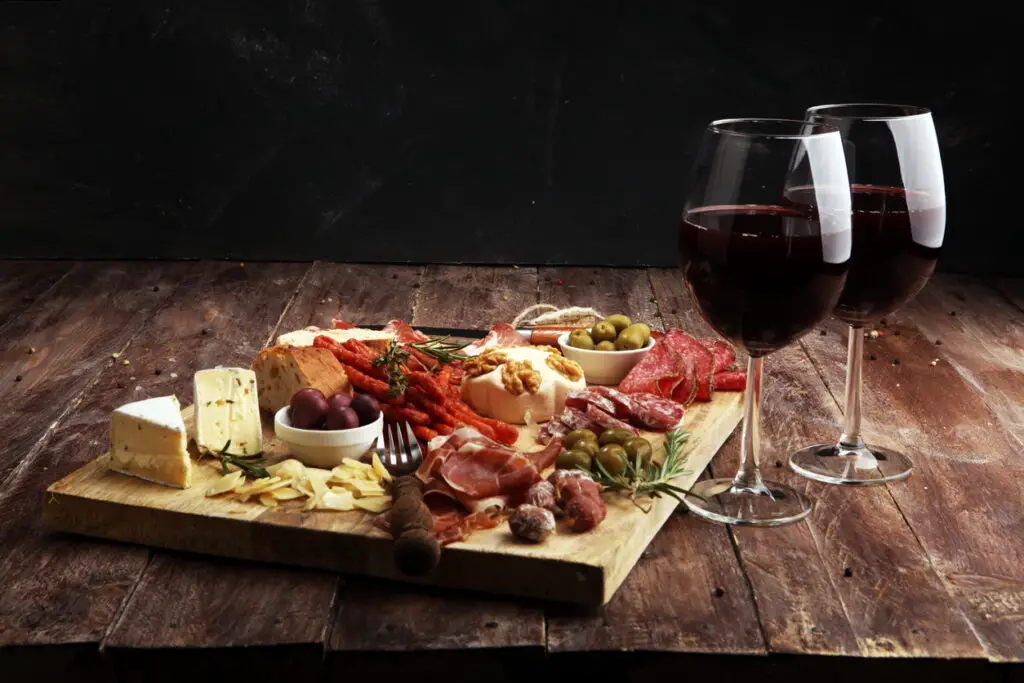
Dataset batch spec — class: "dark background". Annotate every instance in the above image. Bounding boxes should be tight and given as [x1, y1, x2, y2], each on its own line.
[0, 1, 1013, 274]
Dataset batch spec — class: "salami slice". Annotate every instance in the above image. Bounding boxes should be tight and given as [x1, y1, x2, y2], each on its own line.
[714, 370, 747, 392]
[700, 339, 737, 374]
[664, 330, 716, 402]
[587, 386, 635, 419]
[629, 393, 686, 430]
[584, 404, 639, 435]
[536, 419, 570, 445]
[558, 407, 602, 433]
[618, 338, 698, 405]
[565, 388, 619, 417]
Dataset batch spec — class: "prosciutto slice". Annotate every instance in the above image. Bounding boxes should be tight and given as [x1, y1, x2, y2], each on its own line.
[382, 319, 430, 344]
[461, 323, 530, 357]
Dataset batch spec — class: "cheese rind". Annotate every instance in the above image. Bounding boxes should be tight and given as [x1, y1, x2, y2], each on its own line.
[194, 367, 263, 456]
[276, 326, 393, 350]
[110, 395, 191, 488]
[251, 345, 352, 414]
[461, 346, 586, 424]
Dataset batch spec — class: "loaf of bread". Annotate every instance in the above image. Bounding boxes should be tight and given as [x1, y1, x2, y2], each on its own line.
[251, 345, 352, 414]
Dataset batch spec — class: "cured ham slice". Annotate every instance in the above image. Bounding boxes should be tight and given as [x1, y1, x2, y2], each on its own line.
[382, 319, 430, 343]
[461, 324, 530, 357]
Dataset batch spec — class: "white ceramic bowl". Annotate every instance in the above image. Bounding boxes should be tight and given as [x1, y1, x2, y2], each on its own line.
[557, 332, 654, 386]
[274, 407, 383, 469]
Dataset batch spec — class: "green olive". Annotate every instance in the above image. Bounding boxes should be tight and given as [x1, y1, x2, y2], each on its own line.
[598, 428, 635, 446]
[595, 340, 616, 351]
[564, 429, 597, 451]
[602, 314, 633, 334]
[623, 437, 653, 466]
[568, 329, 595, 350]
[556, 449, 592, 471]
[623, 323, 651, 346]
[572, 439, 599, 458]
[614, 329, 645, 350]
[596, 444, 628, 476]
[591, 321, 617, 343]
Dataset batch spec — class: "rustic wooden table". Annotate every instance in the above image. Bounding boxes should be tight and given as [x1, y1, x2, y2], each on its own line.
[1, 261, 1022, 682]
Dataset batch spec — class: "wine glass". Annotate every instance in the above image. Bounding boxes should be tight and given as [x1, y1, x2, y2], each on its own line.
[788, 104, 946, 486]
[679, 118, 852, 526]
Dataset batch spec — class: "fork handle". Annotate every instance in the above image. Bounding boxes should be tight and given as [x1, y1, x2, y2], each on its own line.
[390, 476, 441, 576]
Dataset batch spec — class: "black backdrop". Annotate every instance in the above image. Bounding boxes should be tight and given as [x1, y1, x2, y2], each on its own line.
[0, 1, 1014, 274]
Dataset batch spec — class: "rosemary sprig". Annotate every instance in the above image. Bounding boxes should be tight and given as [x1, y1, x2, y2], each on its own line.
[409, 336, 471, 364]
[371, 338, 410, 397]
[210, 440, 270, 479]
[584, 428, 704, 512]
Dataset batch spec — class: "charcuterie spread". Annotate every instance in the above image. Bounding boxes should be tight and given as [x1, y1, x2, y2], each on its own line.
[45, 307, 747, 603]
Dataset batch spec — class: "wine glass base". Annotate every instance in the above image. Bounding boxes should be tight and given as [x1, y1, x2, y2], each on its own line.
[682, 477, 813, 527]
[788, 443, 912, 485]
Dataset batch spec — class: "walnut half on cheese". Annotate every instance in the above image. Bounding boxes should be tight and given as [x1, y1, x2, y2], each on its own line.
[460, 346, 586, 424]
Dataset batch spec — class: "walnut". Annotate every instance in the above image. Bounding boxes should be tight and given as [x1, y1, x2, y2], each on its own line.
[463, 351, 508, 378]
[502, 360, 541, 395]
[545, 354, 584, 382]
[532, 345, 562, 356]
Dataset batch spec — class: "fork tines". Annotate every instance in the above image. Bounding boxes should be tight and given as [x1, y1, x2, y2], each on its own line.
[381, 420, 423, 476]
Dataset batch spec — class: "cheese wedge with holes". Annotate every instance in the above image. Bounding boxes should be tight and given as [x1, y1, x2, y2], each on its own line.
[251, 345, 352, 414]
[109, 395, 191, 488]
[194, 367, 263, 456]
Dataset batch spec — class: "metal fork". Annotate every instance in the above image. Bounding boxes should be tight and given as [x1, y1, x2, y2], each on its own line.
[379, 420, 423, 476]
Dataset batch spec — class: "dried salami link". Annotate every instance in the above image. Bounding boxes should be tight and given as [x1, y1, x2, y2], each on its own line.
[340, 363, 391, 398]
[406, 387, 459, 427]
[629, 393, 685, 431]
[433, 423, 455, 436]
[382, 405, 432, 426]
[413, 425, 440, 442]
[409, 371, 448, 404]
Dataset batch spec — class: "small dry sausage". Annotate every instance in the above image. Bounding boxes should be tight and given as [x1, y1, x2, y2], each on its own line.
[509, 504, 556, 543]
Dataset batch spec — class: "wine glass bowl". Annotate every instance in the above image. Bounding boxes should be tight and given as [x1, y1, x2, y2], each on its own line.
[788, 103, 947, 486]
[678, 118, 853, 526]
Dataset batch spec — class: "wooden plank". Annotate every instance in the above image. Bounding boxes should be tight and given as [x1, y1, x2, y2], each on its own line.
[0, 262, 311, 650]
[798, 275, 1024, 662]
[538, 267, 659, 325]
[989, 277, 1024, 313]
[0, 260, 72, 334]
[416, 265, 538, 328]
[0, 262, 183, 488]
[273, 262, 423, 334]
[543, 267, 763, 654]
[651, 268, 984, 658]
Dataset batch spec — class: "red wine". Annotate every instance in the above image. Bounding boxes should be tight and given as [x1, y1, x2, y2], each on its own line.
[679, 205, 850, 357]
[832, 185, 945, 326]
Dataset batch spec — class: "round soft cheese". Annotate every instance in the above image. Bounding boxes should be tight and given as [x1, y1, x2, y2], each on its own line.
[460, 346, 586, 424]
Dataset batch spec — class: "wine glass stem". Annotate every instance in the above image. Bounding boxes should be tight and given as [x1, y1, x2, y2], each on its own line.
[839, 325, 866, 450]
[731, 355, 766, 493]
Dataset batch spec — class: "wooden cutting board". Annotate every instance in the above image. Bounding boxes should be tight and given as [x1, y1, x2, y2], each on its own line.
[44, 393, 742, 606]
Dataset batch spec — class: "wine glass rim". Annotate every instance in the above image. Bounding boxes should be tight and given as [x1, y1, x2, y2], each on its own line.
[708, 117, 839, 140]
[805, 102, 932, 121]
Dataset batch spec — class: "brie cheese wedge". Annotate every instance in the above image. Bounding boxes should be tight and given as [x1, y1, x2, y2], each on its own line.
[460, 346, 586, 424]
[110, 395, 191, 488]
[275, 326, 393, 350]
[194, 367, 263, 456]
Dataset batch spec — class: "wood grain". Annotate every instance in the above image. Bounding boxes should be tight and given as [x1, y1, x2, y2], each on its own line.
[0, 261, 72, 334]
[273, 262, 423, 336]
[0, 262, 182, 488]
[415, 265, 538, 328]
[539, 267, 659, 325]
[544, 267, 762, 654]
[0, 262, 311, 649]
[800, 276, 1024, 662]
[989, 277, 1024, 313]
[653, 268, 985, 658]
